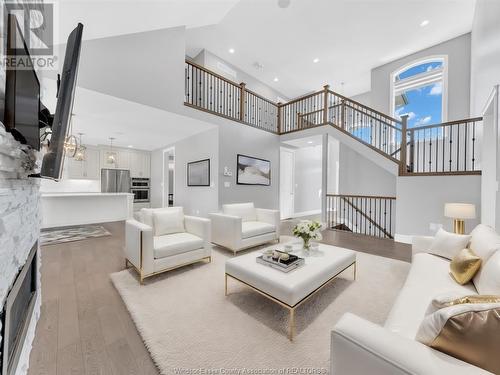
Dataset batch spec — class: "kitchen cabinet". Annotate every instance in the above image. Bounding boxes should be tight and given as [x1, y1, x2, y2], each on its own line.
[129, 151, 151, 178]
[65, 146, 100, 179]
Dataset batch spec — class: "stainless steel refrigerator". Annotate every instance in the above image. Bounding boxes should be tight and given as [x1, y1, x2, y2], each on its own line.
[101, 169, 131, 193]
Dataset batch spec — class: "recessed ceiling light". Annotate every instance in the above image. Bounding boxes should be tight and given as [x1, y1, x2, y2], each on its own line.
[420, 20, 430, 27]
[313, 58, 319, 63]
[273, 77, 279, 82]
[278, 0, 291, 8]
[307, 141, 314, 144]
[228, 48, 235, 54]
[128, 145, 134, 148]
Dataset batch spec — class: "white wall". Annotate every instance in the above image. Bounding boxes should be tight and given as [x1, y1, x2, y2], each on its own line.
[480, 87, 499, 228]
[218, 119, 280, 209]
[470, 0, 500, 115]
[338, 144, 397, 196]
[192, 49, 289, 102]
[395, 175, 481, 239]
[48, 26, 187, 115]
[327, 136, 340, 194]
[349, 91, 372, 107]
[369, 34, 471, 121]
[293, 145, 322, 214]
[150, 128, 219, 216]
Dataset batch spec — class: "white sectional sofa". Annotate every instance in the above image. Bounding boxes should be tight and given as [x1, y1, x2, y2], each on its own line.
[331, 225, 500, 375]
[209, 203, 280, 254]
[125, 207, 211, 283]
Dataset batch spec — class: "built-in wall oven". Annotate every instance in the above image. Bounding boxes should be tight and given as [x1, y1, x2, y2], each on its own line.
[131, 178, 150, 203]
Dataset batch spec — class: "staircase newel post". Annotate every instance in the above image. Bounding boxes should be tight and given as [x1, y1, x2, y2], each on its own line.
[277, 102, 282, 134]
[399, 115, 409, 175]
[239, 82, 246, 122]
[323, 84, 330, 124]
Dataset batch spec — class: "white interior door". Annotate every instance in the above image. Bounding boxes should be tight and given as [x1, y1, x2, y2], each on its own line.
[280, 148, 295, 219]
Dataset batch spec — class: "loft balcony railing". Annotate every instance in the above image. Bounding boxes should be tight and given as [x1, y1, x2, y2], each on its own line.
[184, 60, 482, 176]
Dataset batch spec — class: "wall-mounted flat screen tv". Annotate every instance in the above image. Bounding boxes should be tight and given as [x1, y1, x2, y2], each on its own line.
[3, 15, 41, 150]
[40, 23, 83, 180]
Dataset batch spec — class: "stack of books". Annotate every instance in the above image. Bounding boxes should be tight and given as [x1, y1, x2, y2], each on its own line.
[256, 250, 305, 273]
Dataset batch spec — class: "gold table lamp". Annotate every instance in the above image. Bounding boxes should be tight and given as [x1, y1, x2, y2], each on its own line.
[444, 203, 476, 234]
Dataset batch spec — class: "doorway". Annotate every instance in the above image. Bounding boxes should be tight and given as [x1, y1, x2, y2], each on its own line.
[163, 147, 175, 207]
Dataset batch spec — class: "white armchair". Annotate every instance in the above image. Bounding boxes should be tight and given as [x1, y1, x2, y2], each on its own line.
[209, 202, 280, 254]
[125, 207, 211, 283]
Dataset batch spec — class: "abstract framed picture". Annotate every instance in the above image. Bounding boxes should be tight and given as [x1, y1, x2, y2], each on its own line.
[236, 154, 271, 186]
[187, 159, 210, 186]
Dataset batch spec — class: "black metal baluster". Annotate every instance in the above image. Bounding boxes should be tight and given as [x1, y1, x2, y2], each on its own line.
[472, 121, 476, 170]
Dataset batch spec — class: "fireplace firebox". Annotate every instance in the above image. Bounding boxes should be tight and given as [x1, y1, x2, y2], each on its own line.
[1, 242, 38, 375]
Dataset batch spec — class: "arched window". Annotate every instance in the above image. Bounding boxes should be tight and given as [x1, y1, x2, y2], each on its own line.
[391, 57, 447, 128]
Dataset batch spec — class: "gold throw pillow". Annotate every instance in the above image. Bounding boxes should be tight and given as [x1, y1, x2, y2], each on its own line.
[450, 248, 482, 285]
[417, 304, 500, 374]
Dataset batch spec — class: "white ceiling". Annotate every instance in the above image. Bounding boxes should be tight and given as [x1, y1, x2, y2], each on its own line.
[282, 135, 322, 149]
[54, 0, 239, 42]
[186, 0, 476, 98]
[41, 79, 216, 150]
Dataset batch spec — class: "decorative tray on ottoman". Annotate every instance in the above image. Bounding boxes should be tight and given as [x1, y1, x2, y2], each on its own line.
[256, 250, 305, 273]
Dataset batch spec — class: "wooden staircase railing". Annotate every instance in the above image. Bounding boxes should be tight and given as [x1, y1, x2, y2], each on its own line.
[184, 60, 483, 176]
[326, 194, 396, 239]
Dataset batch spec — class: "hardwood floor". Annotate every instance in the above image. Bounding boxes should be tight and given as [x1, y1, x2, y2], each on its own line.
[28, 221, 158, 375]
[282, 218, 412, 262]
[27, 220, 411, 375]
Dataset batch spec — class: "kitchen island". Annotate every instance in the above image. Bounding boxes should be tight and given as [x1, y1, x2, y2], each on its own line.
[41, 192, 134, 229]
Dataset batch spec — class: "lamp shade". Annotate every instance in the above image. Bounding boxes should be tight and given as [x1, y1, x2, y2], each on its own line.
[444, 203, 476, 219]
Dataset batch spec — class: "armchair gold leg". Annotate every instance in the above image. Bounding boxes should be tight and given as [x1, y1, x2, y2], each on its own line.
[353, 262, 357, 281]
[224, 273, 228, 296]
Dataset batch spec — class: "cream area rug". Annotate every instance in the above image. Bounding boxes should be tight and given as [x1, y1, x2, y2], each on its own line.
[111, 242, 410, 374]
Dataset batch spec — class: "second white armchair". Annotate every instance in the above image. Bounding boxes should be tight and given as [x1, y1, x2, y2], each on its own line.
[209, 202, 280, 254]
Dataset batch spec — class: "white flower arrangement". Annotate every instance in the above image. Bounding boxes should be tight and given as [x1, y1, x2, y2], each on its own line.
[292, 220, 323, 249]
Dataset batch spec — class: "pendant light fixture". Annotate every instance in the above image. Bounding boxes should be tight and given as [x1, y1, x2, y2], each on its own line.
[74, 133, 86, 161]
[64, 113, 78, 158]
[64, 135, 78, 158]
[106, 137, 117, 164]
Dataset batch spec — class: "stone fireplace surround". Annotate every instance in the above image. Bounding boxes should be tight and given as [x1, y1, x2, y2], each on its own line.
[0, 125, 41, 375]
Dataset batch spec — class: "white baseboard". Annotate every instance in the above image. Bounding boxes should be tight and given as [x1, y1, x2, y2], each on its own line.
[290, 210, 321, 218]
[394, 234, 413, 244]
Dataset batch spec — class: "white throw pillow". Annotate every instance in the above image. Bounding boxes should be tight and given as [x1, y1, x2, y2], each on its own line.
[473, 250, 500, 295]
[468, 224, 500, 262]
[425, 291, 470, 315]
[152, 207, 185, 236]
[416, 302, 500, 345]
[428, 228, 471, 260]
[222, 202, 256, 222]
[140, 208, 155, 228]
